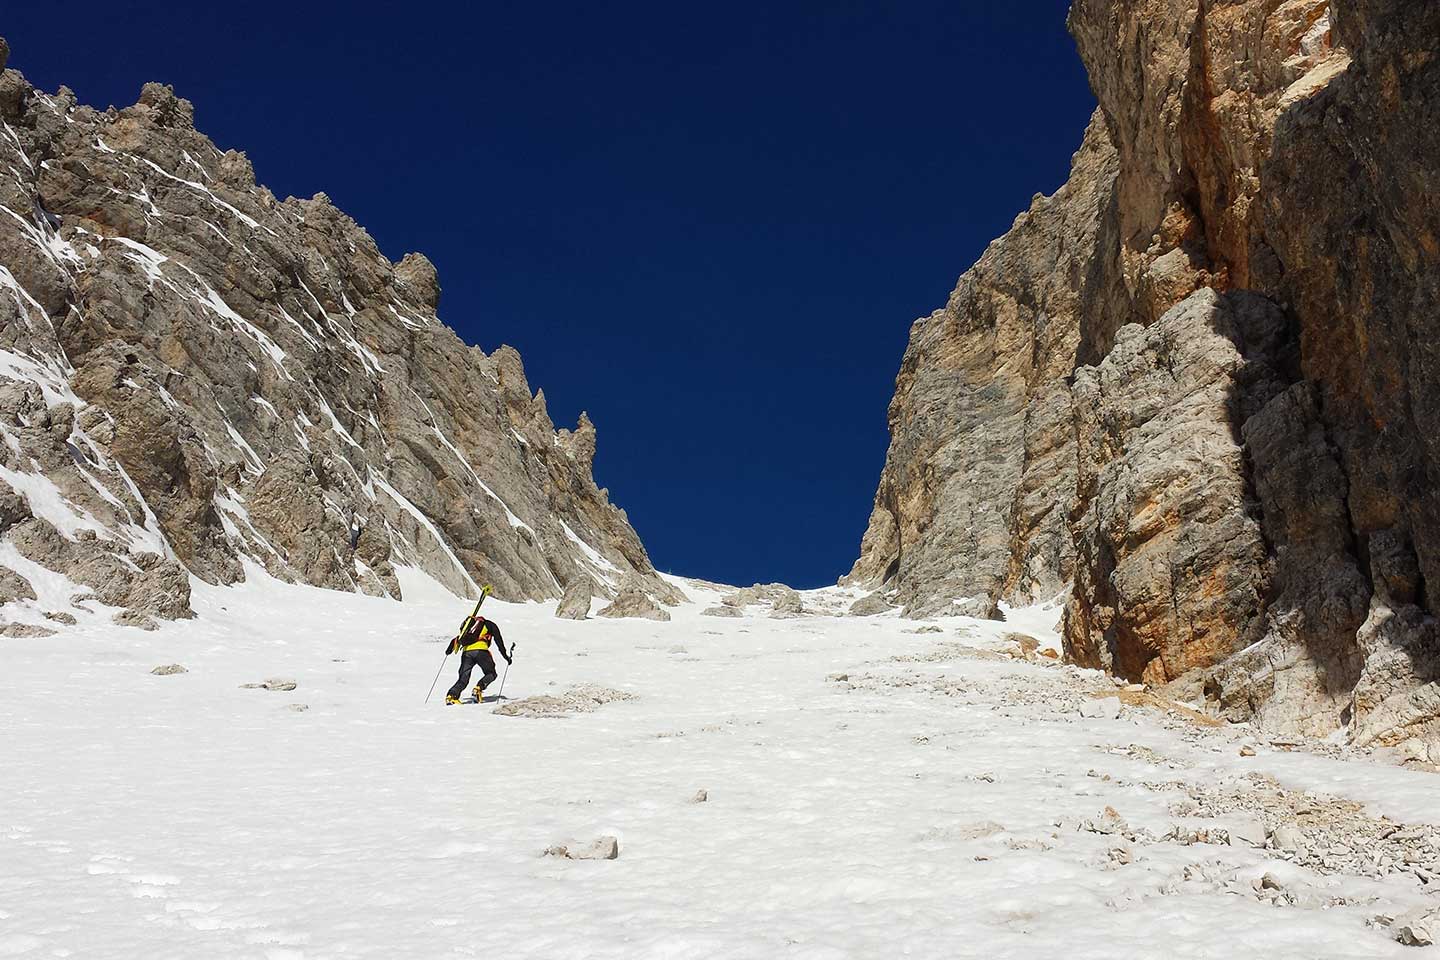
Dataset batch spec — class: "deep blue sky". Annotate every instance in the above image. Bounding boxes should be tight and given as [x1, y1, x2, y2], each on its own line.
[6, 2, 1094, 588]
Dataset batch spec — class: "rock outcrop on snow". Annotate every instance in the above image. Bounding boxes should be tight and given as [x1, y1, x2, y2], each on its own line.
[493, 684, 636, 718]
[542, 836, 620, 861]
[555, 576, 597, 620]
[714, 582, 810, 619]
[849, 1, 1440, 757]
[596, 585, 671, 622]
[848, 592, 896, 618]
[0, 42, 677, 628]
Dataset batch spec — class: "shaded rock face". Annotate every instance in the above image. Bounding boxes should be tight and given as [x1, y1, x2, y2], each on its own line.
[852, 0, 1440, 752]
[0, 46, 675, 621]
[1065, 289, 1287, 685]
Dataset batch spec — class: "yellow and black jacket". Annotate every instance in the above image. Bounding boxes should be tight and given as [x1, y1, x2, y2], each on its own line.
[447, 617, 508, 659]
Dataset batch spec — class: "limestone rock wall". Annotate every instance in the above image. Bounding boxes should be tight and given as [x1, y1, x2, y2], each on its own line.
[844, 114, 1127, 616]
[0, 45, 673, 631]
[852, 0, 1440, 758]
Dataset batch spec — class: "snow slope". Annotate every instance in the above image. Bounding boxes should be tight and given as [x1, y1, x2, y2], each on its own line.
[3, 573, 1439, 958]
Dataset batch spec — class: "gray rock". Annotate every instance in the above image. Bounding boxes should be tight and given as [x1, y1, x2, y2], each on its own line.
[721, 583, 796, 612]
[555, 576, 595, 620]
[1227, 818, 1267, 849]
[1272, 824, 1306, 852]
[240, 678, 297, 692]
[0, 565, 35, 603]
[769, 588, 806, 618]
[0, 621, 56, 638]
[1393, 908, 1438, 947]
[848, 592, 896, 617]
[1078, 696, 1122, 720]
[949, 597, 1002, 620]
[150, 664, 188, 676]
[701, 605, 741, 618]
[0, 43, 672, 624]
[112, 609, 159, 631]
[596, 586, 670, 622]
[43, 611, 77, 625]
[690, 789, 708, 804]
[543, 836, 619, 861]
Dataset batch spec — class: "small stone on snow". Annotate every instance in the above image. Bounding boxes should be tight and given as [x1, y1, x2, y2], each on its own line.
[1394, 908, 1438, 946]
[544, 836, 619, 860]
[1272, 824, 1305, 851]
[1227, 818, 1267, 848]
[1079, 696, 1122, 719]
[240, 678, 298, 691]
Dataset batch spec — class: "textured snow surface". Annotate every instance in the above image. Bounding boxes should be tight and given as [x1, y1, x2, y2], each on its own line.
[3, 572, 1439, 958]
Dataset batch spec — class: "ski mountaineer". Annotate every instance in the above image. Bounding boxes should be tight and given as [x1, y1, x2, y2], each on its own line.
[444, 614, 511, 705]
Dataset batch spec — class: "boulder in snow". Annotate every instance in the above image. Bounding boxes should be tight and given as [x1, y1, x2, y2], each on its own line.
[701, 605, 741, 618]
[1227, 818, 1267, 848]
[1393, 908, 1438, 946]
[848, 592, 895, 617]
[0, 565, 36, 603]
[113, 609, 159, 631]
[1272, 824, 1305, 851]
[544, 836, 619, 860]
[769, 589, 806, 619]
[597, 586, 670, 621]
[555, 576, 595, 620]
[0, 622, 56, 638]
[241, 678, 298, 692]
[150, 664, 188, 676]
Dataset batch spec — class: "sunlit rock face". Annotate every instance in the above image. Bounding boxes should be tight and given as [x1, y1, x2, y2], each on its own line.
[0, 46, 676, 629]
[852, 0, 1440, 758]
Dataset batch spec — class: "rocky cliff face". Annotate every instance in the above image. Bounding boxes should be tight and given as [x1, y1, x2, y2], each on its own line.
[0, 42, 676, 634]
[851, 0, 1440, 760]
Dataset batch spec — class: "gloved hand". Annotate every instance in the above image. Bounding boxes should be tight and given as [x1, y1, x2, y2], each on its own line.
[446, 638, 458, 655]
[504, 653, 513, 665]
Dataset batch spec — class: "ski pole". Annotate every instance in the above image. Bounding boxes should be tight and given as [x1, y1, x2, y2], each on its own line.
[496, 642, 516, 701]
[424, 647, 450, 704]
[425, 585, 491, 703]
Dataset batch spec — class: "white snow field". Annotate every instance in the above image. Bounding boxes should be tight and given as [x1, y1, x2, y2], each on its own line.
[4, 568, 1440, 959]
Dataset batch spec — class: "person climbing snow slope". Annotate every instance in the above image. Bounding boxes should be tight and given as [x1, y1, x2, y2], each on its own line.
[444, 614, 511, 705]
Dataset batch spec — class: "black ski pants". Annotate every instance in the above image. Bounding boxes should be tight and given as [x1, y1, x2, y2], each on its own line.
[447, 647, 498, 700]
